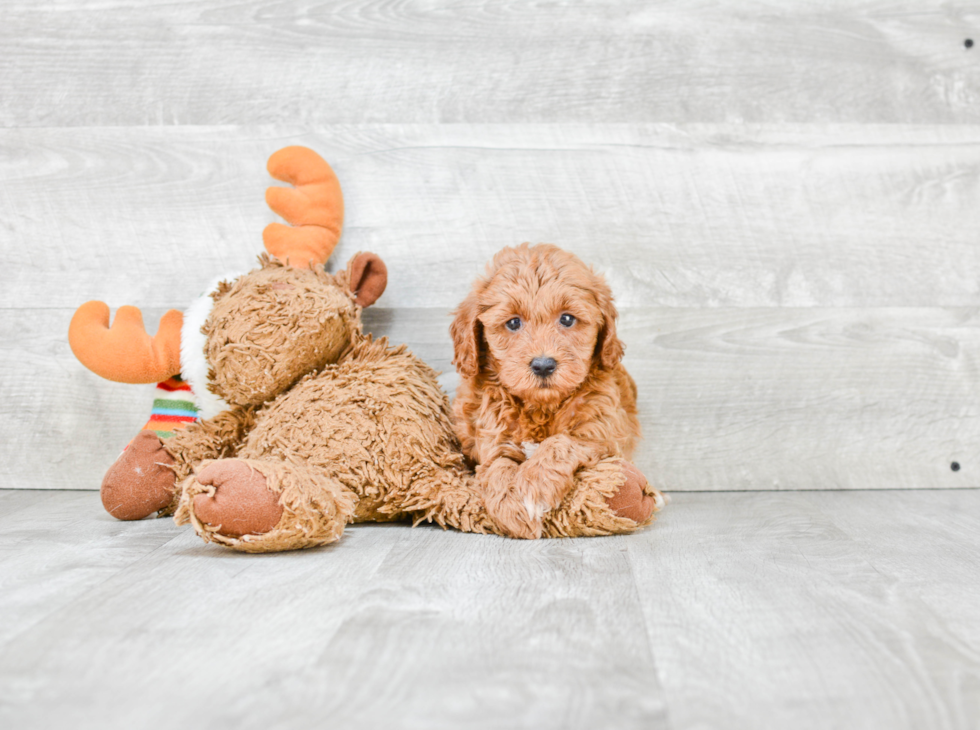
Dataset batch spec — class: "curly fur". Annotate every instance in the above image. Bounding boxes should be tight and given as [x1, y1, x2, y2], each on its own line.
[450, 243, 655, 539]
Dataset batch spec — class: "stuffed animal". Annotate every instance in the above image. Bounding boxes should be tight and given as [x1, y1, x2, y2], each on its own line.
[68, 146, 658, 551]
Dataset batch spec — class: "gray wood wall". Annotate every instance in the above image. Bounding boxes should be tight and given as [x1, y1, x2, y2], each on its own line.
[2, 1, 978, 492]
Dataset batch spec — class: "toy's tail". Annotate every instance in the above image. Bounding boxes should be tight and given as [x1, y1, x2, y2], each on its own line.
[262, 146, 344, 268]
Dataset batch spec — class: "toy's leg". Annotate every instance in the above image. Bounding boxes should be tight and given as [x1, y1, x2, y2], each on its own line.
[397, 463, 498, 535]
[99, 376, 200, 521]
[187, 460, 283, 538]
[101, 430, 177, 520]
[138, 376, 199, 439]
[607, 461, 662, 523]
[543, 458, 666, 539]
[174, 458, 357, 553]
[100, 404, 255, 523]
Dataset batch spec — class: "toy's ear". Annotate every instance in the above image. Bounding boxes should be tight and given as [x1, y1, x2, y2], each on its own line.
[345, 252, 387, 308]
[449, 289, 484, 379]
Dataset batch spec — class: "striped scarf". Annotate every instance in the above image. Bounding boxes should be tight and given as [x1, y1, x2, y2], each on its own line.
[141, 375, 199, 438]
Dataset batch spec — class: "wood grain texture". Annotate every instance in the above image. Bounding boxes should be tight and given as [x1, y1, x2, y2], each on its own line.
[3, 125, 980, 310]
[623, 306, 980, 492]
[628, 490, 980, 730]
[5, 306, 976, 492]
[0, 491, 667, 730]
[2, 2, 978, 727]
[0, 1, 977, 126]
[1, 488, 978, 729]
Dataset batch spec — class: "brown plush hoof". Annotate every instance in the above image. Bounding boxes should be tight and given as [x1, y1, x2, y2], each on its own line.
[192, 460, 283, 538]
[101, 430, 177, 520]
[606, 461, 659, 523]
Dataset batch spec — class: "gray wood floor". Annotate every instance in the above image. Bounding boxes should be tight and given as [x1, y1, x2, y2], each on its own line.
[1, 488, 978, 730]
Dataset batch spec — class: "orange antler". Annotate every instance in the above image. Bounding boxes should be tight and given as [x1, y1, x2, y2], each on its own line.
[263, 146, 344, 267]
[69, 302, 183, 384]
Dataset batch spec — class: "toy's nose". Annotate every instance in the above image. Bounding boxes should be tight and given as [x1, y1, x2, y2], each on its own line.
[530, 356, 557, 378]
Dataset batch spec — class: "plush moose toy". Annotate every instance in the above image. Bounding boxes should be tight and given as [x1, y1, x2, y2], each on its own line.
[68, 146, 658, 551]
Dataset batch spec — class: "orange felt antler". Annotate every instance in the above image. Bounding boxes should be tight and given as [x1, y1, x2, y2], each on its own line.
[263, 146, 344, 267]
[69, 301, 183, 384]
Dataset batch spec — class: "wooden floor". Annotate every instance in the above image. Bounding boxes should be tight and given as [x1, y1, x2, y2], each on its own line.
[1, 488, 978, 730]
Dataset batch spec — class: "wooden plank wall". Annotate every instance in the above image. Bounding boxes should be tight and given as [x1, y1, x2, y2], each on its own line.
[1, 1, 978, 491]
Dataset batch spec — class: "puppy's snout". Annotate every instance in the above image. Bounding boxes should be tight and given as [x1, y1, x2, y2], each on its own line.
[530, 356, 557, 378]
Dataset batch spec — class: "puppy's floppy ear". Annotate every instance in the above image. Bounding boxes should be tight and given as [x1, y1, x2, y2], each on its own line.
[345, 252, 387, 307]
[593, 280, 625, 370]
[450, 289, 484, 379]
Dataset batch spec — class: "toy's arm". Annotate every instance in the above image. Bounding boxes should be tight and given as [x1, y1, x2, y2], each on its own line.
[164, 406, 256, 484]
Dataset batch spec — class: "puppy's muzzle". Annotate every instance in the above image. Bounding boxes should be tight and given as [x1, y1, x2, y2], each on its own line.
[530, 356, 557, 378]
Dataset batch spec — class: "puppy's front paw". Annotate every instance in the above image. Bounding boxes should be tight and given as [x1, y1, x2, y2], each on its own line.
[487, 493, 546, 539]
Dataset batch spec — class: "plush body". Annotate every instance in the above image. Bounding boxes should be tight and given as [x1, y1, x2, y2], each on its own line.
[157, 260, 492, 551]
[70, 147, 660, 552]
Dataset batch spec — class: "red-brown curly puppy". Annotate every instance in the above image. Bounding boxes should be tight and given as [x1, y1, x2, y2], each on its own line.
[450, 243, 660, 539]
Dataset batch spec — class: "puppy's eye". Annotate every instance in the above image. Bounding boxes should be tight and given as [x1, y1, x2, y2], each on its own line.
[505, 317, 522, 332]
[559, 313, 576, 328]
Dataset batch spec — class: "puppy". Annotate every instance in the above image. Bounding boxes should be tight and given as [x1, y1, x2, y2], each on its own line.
[450, 243, 658, 538]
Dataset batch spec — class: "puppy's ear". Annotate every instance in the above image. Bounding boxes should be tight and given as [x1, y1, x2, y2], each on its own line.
[450, 290, 484, 379]
[594, 282, 625, 370]
[345, 252, 387, 307]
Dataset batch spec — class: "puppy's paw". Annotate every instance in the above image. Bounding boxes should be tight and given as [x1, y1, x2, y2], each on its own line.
[605, 461, 665, 524]
[487, 494, 546, 539]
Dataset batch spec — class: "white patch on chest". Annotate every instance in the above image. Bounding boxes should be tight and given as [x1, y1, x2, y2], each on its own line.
[521, 441, 539, 459]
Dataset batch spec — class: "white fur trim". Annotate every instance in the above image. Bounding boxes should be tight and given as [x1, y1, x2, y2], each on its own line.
[180, 273, 243, 420]
[521, 441, 539, 459]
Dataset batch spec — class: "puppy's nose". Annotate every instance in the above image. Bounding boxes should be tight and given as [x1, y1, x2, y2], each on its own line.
[530, 356, 557, 378]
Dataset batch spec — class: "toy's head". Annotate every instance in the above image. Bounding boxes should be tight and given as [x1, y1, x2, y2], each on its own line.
[68, 146, 387, 417]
